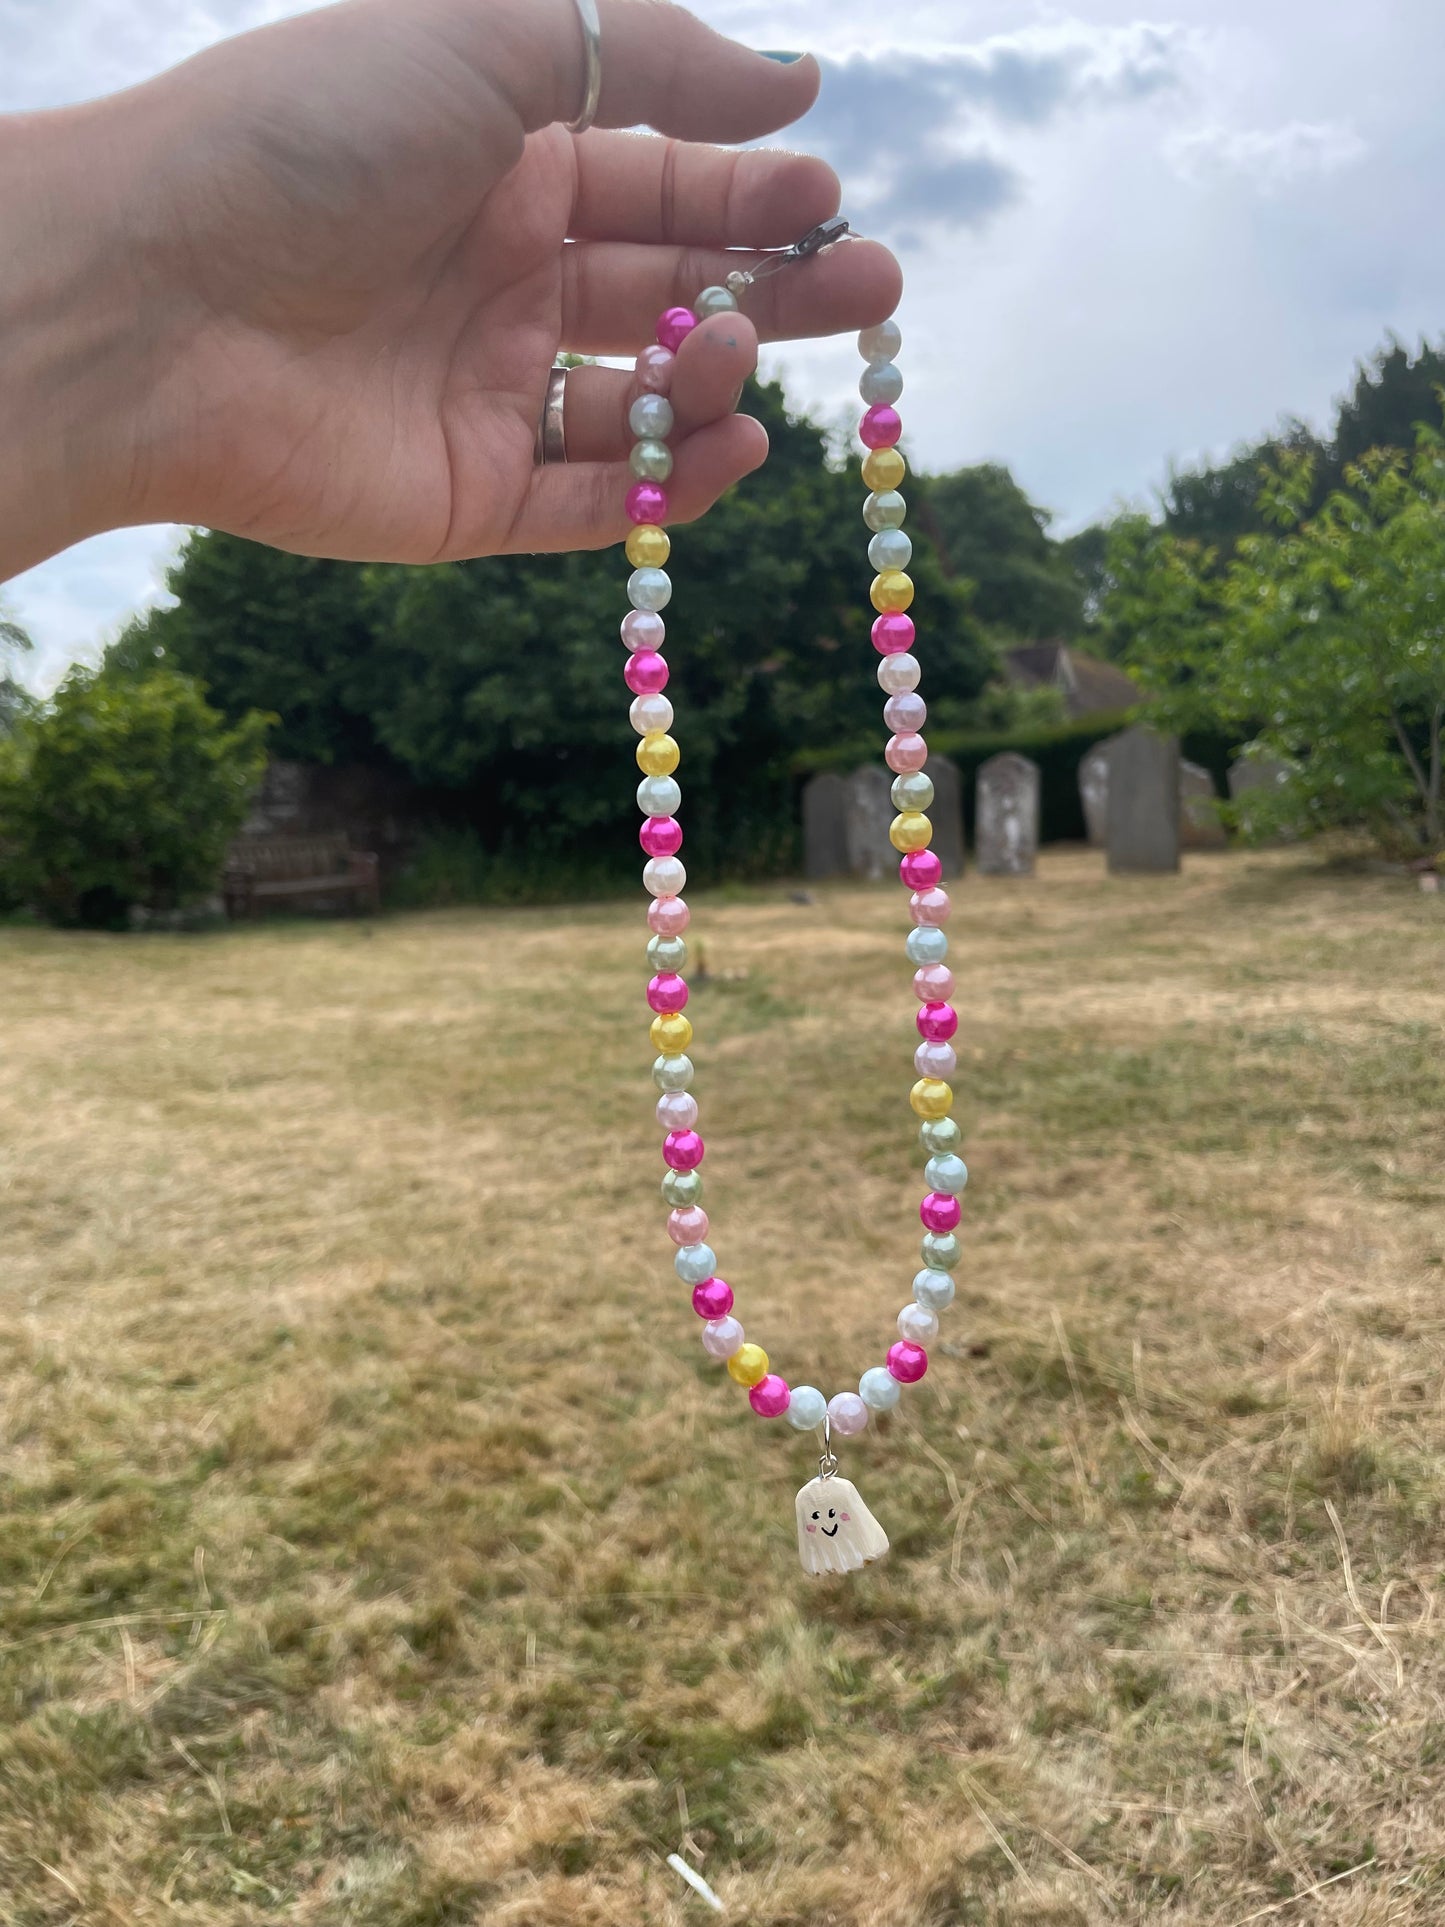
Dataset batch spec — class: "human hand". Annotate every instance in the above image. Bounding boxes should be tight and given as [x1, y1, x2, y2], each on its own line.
[0, 0, 900, 578]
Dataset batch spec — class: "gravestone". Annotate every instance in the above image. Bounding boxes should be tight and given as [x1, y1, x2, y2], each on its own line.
[976, 752, 1040, 877]
[844, 765, 895, 880]
[1179, 760, 1228, 849]
[928, 755, 966, 880]
[1106, 726, 1180, 875]
[1079, 741, 1112, 847]
[802, 772, 850, 880]
[1229, 752, 1294, 844]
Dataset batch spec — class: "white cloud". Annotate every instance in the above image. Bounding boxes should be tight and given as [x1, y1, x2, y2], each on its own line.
[1168, 119, 1368, 189]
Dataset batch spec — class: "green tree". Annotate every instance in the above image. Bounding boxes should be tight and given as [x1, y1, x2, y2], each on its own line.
[919, 463, 1085, 638]
[0, 602, 36, 739]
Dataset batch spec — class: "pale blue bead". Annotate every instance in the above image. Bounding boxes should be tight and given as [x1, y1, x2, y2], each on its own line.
[695, 285, 739, 319]
[925, 1153, 969, 1195]
[786, 1384, 827, 1431]
[859, 1366, 901, 1412]
[675, 1243, 717, 1285]
[906, 926, 949, 966]
[868, 528, 912, 573]
[913, 1268, 956, 1312]
[628, 568, 672, 612]
[637, 775, 681, 816]
[859, 360, 904, 406]
[859, 319, 902, 364]
[892, 771, 935, 812]
[647, 933, 687, 972]
[920, 1116, 962, 1157]
[652, 1053, 694, 1093]
[662, 1168, 702, 1208]
[864, 489, 907, 533]
[921, 1231, 962, 1271]
[630, 439, 674, 482]
[629, 394, 674, 440]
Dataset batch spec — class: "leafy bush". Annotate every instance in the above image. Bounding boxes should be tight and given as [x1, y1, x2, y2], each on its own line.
[0, 670, 271, 928]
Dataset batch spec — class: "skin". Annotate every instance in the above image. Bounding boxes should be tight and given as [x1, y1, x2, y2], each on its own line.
[0, 0, 901, 583]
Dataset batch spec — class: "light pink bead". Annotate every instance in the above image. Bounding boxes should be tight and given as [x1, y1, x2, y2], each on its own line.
[884, 692, 927, 733]
[657, 1091, 699, 1132]
[873, 613, 915, 655]
[627, 481, 669, 526]
[860, 405, 902, 449]
[750, 1374, 791, 1419]
[917, 1002, 958, 1043]
[648, 895, 690, 936]
[622, 610, 665, 652]
[920, 1192, 961, 1234]
[899, 851, 941, 891]
[663, 1130, 704, 1171]
[635, 344, 676, 394]
[702, 1315, 743, 1359]
[886, 733, 928, 774]
[914, 964, 955, 1002]
[887, 1341, 928, 1383]
[640, 816, 682, 858]
[625, 651, 669, 697]
[827, 1391, 869, 1436]
[911, 888, 952, 927]
[915, 1041, 957, 1079]
[692, 1276, 733, 1319]
[669, 1206, 710, 1247]
[657, 307, 699, 352]
[647, 972, 688, 1014]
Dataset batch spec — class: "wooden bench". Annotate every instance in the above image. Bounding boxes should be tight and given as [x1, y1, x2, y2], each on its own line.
[223, 835, 381, 920]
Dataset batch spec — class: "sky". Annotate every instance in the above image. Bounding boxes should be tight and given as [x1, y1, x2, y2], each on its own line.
[4, 0, 1444, 689]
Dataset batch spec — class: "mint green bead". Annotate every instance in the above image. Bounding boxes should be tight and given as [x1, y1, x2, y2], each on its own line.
[662, 1169, 703, 1208]
[695, 285, 739, 319]
[647, 933, 687, 972]
[892, 771, 935, 812]
[652, 1053, 694, 1093]
[859, 1366, 901, 1412]
[920, 1116, 962, 1157]
[864, 489, 907, 532]
[925, 1153, 969, 1195]
[630, 439, 674, 482]
[921, 1230, 962, 1271]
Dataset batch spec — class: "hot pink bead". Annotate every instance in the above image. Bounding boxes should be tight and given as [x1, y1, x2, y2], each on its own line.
[900, 850, 942, 891]
[636, 344, 676, 394]
[625, 650, 669, 696]
[692, 1276, 734, 1320]
[669, 1206, 710, 1247]
[657, 307, 699, 352]
[887, 1341, 929, 1383]
[886, 733, 929, 774]
[622, 609, 665, 652]
[920, 1192, 961, 1234]
[627, 482, 669, 526]
[648, 895, 690, 936]
[647, 973, 688, 1014]
[915, 964, 955, 1002]
[873, 613, 916, 655]
[749, 1374, 791, 1419]
[640, 816, 683, 858]
[885, 692, 927, 734]
[663, 1130, 705, 1171]
[917, 1002, 958, 1043]
[911, 888, 952, 928]
[860, 405, 903, 449]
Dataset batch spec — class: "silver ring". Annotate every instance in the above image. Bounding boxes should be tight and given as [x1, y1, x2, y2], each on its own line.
[565, 0, 603, 134]
[534, 366, 569, 466]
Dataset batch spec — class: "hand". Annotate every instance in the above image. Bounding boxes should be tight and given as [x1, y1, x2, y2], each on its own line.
[0, 0, 900, 579]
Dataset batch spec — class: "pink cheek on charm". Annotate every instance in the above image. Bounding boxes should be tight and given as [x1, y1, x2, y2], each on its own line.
[839, 1512, 851, 1523]
[806, 1523, 817, 1533]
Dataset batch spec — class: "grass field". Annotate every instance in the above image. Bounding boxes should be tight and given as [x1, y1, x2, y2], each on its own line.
[3, 849, 1444, 1927]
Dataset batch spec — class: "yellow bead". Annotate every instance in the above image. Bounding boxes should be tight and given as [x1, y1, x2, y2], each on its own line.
[626, 523, 671, 569]
[727, 1343, 769, 1388]
[910, 1078, 954, 1120]
[871, 570, 915, 615]
[863, 446, 907, 492]
[890, 811, 933, 853]
[636, 732, 680, 777]
[651, 1011, 693, 1054]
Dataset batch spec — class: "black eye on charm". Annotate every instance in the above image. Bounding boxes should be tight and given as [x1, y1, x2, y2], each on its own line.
[828, 1509, 836, 1519]
[811, 1511, 819, 1520]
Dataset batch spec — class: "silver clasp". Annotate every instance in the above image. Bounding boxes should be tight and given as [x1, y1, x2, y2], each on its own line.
[818, 1411, 839, 1483]
[727, 218, 852, 294]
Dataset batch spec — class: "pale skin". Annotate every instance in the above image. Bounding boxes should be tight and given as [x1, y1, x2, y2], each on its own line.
[0, 0, 901, 584]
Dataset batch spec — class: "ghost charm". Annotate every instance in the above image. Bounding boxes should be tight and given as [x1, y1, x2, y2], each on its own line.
[795, 1476, 889, 1576]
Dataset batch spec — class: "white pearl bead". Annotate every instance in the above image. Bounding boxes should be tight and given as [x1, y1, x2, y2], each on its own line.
[859, 361, 904, 406]
[878, 652, 921, 696]
[859, 1366, 901, 1411]
[629, 694, 673, 735]
[898, 1302, 939, 1345]
[868, 528, 912, 572]
[657, 1092, 699, 1132]
[637, 776, 681, 816]
[859, 319, 902, 364]
[628, 568, 672, 612]
[644, 855, 686, 898]
[629, 393, 675, 440]
[786, 1384, 827, 1430]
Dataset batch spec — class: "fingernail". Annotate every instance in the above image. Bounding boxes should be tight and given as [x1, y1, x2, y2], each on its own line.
[759, 50, 807, 64]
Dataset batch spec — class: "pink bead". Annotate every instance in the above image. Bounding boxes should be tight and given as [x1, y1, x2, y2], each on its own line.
[900, 850, 942, 891]
[915, 1041, 957, 1080]
[860, 405, 903, 449]
[669, 1206, 709, 1247]
[622, 610, 665, 652]
[692, 1276, 733, 1320]
[647, 973, 688, 1014]
[657, 307, 699, 352]
[872, 613, 915, 655]
[828, 1391, 870, 1436]
[749, 1374, 791, 1419]
[627, 482, 669, 526]
[887, 1341, 929, 1383]
[914, 964, 954, 1002]
[886, 733, 929, 774]
[917, 1001, 958, 1043]
[625, 651, 669, 697]
[648, 895, 690, 936]
[640, 816, 683, 858]
[663, 1130, 704, 1171]
[656, 1091, 698, 1132]
[635, 344, 676, 394]
[884, 692, 927, 733]
[911, 888, 952, 928]
[920, 1192, 961, 1234]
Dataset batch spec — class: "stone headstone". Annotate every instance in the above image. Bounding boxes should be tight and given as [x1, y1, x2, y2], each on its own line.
[976, 753, 1040, 877]
[802, 772, 849, 880]
[1179, 760, 1227, 849]
[1106, 727, 1180, 875]
[1079, 742, 1111, 848]
[1228, 752, 1294, 844]
[927, 755, 966, 880]
[844, 765, 895, 881]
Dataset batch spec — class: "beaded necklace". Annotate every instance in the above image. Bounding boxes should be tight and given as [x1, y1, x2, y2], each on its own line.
[619, 222, 964, 1576]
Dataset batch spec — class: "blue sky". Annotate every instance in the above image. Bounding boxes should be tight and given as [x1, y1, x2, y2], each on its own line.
[5, 0, 1443, 688]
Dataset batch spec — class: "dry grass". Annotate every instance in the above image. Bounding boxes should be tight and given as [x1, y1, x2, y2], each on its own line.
[2, 848, 1444, 1926]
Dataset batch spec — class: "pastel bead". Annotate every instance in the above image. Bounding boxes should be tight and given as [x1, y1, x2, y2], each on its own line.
[862, 446, 906, 492]
[692, 1276, 733, 1319]
[864, 489, 907, 532]
[650, 1011, 692, 1052]
[668, 1206, 709, 1246]
[629, 394, 675, 440]
[625, 651, 669, 696]
[656, 1091, 698, 1132]
[628, 566, 672, 609]
[786, 1385, 827, 1431]
[878, 652, 921, 696]
[663, 1168, 703, 1208]
[644, 855, 686, 898]
[674, 1242, 717, 1285]
[860, 405, 903, 449]
[647, 972, 688, 1013]
[920, 1117, 962, 1156]
[749, 1373, 791, 1418]
[890, 811, 932, 854]
[920, 1192, 961, 1234]
[859, 1365, 901, 1412]
[636, 731, 680, 777]
[921, 1231, 961, 1271]
[663, 1129, 705, 1170]
[917, 1002, 958, 1042]
[913, 1268, 956, 1311]
[627, 486, 670, 528]
[899, 1302, 940, 1345]
[901, 851, 942, 891]
[702, 1315, 743, 1359]
[892, 771, 934, 811]
[871, 570, 914, 614]
[637, 775, 682, 818]
[910, 1078, 953, 1120]
[872, 613, 915, 655]
[695, 284, 740, 320]
[859, 319, 903, 363]
[630, 693, 674, 735]
[622, 609, 665, 652]
[913, 963, 953, 1001]
[648, 895, 690, 935]
[868, 528, 912, 573]
[640, 816, 683, 858]
[626, 523, 671, 569]
[657, 307, 699, 352]
[911, 888, 952, 927]
[907, 926, 949, 966]
[635, 344, 676, 394]
[887, 1341, 929, 1383]
[915, 1041, 957, 1079]
[884, 691, 926, 733]
[886, 733, 928, 774]
[926, 1153, 969, 1194]
[827, 1391, 870, 1436]
[630, 440, 674, 482]
[860, 360, 904, 406]
[727, 1343, 769, 1388]
[652, 1052, 694, 1092]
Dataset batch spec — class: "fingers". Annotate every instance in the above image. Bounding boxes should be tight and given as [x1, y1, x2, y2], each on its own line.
[556, 311, 758, 464]
[561, 235, 903, 355]
[570, 132, 839, 247]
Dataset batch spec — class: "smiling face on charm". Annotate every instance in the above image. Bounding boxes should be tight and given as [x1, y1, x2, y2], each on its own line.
[795, 1475, 889, 1575]
[806, 1501, 852, 1539]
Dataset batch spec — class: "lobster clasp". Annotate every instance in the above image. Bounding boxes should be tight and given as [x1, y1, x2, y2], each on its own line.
[726, 217, 852, 293]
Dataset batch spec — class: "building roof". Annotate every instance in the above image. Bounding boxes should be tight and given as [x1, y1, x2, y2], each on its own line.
[1003, 642, 1142, 720]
